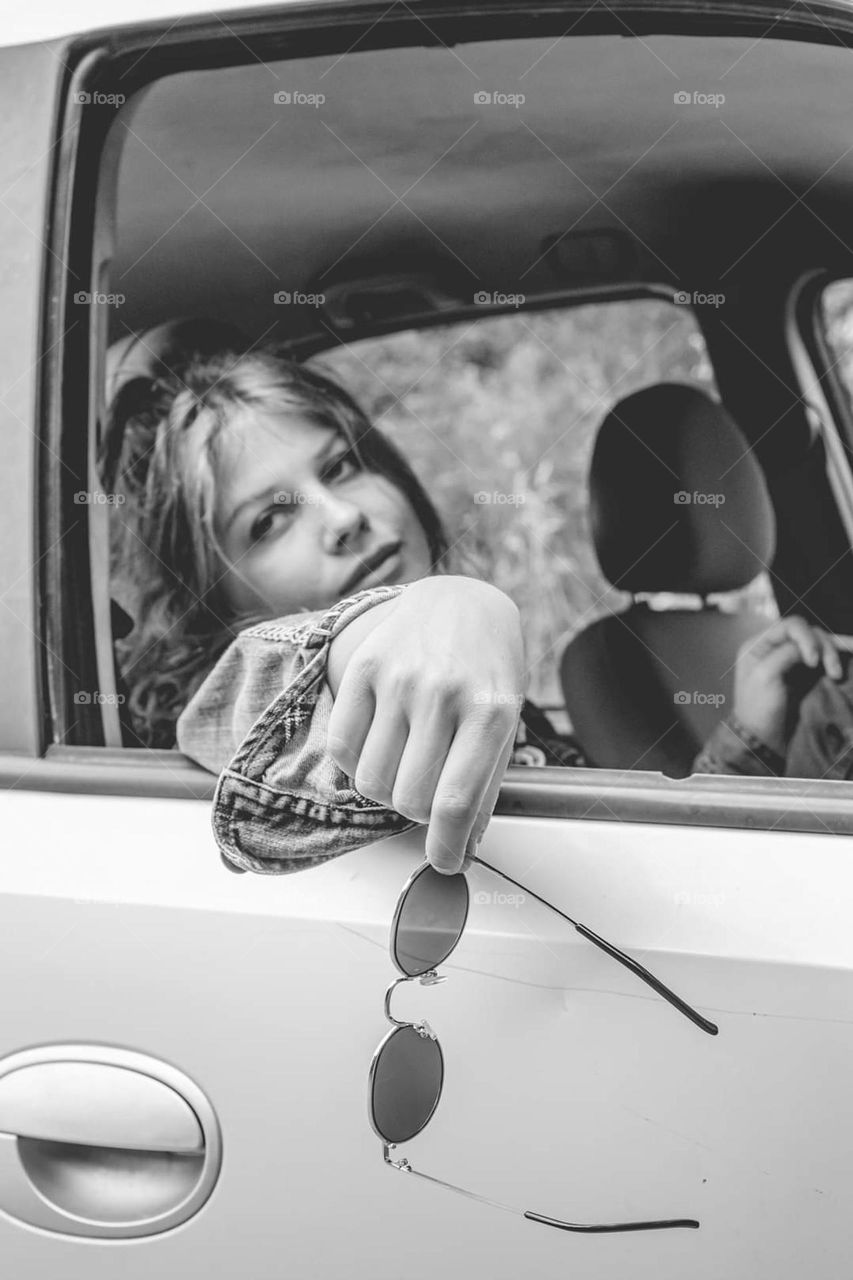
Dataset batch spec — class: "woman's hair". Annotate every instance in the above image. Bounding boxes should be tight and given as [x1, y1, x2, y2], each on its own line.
[102, 348, 454, 749]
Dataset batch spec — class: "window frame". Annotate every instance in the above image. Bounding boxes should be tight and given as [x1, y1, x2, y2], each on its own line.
[30, 0, 853, 836]
[795, 269, 853, 488]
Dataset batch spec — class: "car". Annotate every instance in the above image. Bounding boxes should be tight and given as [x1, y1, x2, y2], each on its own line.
[2, 1, 853, 1276]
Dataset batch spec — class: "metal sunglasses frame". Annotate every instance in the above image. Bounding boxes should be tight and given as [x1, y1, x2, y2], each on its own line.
[368, 856, 713, 1234]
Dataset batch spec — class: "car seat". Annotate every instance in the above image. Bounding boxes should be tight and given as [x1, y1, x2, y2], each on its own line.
[559, 382, 777, 777]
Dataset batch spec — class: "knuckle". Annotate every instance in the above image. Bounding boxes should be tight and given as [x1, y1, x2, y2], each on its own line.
[425, 668, 466, 701]
[348, 647, 382, 686]
[391, 787, 430, 822]
[433, 789, 477, 823]
[471, 696, 510, 724]
[354, 768, 393, 806]
[385, 662, 417, 693]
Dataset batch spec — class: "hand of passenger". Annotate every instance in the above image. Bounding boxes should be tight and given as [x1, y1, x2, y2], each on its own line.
[325, 576, 525, 875]
[732, 616, 843, 756]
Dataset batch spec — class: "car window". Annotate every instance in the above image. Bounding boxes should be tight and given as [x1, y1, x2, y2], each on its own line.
[309, 299, 777, 730]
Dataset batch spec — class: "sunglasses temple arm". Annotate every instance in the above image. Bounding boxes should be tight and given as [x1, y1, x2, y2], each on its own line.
[383, 1147, 698, 1233]
[470, 856, 718, 1036]
[574, 921, 718, 1036]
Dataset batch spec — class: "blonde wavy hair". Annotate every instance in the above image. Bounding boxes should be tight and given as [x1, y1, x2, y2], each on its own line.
[101, 349, 457, 748]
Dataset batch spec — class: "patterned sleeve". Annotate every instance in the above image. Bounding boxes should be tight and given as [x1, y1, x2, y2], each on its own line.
[177, 583, 417, 874]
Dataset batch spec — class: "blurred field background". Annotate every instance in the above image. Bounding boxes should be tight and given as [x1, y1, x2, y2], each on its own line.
[311, 297, 719, 712]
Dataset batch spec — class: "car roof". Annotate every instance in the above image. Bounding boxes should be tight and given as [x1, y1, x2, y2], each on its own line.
[0, 0, 334, 49]
[8, 0, 853, 49]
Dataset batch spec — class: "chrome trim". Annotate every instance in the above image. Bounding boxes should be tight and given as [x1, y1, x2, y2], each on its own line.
[382, 976, 411, 1028]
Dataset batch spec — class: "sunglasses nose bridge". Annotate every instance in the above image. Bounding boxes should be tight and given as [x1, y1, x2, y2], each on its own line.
[383, 974, 416, 1027]
[384, 974, 446, 1030]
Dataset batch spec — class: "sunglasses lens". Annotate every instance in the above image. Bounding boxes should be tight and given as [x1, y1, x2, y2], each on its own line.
[393, 864, 469, 977]
[370, 1025, 443, 1144]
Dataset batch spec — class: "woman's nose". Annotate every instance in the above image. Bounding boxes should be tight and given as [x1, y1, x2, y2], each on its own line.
[316, 489, 368, 550]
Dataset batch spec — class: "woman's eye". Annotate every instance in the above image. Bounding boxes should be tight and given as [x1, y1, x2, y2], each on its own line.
[322, 450, 359, 483]
[248, 506, 293, 543]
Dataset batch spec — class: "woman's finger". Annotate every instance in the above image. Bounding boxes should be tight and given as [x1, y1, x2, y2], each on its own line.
[389, 709, 458, 823]
[425, 712, 516, 875]
[815, 629, 844, 680]
[746, 616, 806, 660]
[460, 726, 517, 872]
[326, 663, 376, 778]
[351, 709, 411, 808]
[749, 637, 805, 682]
[780, 616, 821, 667]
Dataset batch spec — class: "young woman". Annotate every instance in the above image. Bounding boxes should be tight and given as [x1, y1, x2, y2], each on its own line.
[105, 347, 588, 878]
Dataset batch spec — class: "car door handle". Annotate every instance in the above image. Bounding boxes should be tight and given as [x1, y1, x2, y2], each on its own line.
[0, 1045, 221, 1238]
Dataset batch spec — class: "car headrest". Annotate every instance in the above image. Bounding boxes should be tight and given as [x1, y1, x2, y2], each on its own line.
[105, 316, 248, 405]
[589, 383, 776, 595]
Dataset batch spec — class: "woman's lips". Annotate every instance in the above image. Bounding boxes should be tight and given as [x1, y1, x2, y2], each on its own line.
[343, 545, 403, 594]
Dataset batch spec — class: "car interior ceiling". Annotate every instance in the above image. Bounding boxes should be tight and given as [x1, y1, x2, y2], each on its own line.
[108, 31, 853, 343]
[98, 25, 853, 758]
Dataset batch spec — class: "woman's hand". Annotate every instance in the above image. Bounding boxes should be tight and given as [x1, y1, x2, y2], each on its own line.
[732, 616, 843, 756]
[325, 576, 526, 875]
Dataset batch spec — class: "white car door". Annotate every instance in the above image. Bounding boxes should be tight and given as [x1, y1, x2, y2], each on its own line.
[3, 784, 852, 1279]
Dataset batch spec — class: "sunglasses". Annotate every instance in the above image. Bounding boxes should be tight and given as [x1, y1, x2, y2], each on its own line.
[368, 856, 717, 1234]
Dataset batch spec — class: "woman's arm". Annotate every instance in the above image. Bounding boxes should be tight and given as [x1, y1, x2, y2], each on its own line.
[179, 576, 527, 877]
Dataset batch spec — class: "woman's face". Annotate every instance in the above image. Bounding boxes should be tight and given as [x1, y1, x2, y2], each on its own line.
[212, 405, 434, 619]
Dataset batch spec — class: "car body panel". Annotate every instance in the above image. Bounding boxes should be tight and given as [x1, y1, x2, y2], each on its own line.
[1, 791, 852, 1275]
